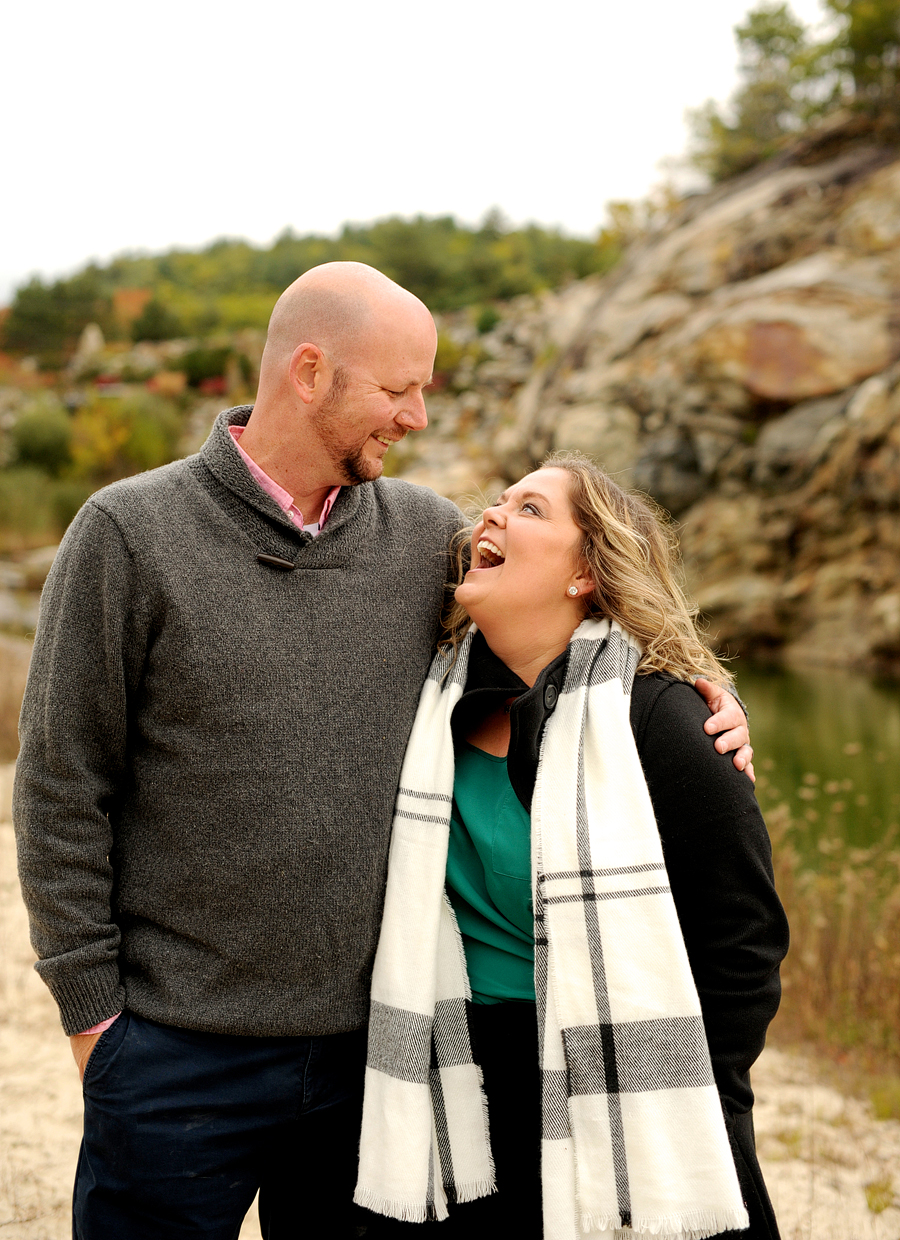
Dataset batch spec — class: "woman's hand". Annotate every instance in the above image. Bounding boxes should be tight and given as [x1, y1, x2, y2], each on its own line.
[693, 678, 754, 782]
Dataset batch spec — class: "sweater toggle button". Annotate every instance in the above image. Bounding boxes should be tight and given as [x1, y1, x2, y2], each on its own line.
[257, 554, 296, 571]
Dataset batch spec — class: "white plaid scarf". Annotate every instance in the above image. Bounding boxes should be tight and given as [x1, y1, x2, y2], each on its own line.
[355, 620, 749, 1238]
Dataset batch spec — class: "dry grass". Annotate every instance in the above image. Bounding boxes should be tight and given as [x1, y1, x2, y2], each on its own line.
[769, 802, 900, 1108]
[0, 635, 31, 762]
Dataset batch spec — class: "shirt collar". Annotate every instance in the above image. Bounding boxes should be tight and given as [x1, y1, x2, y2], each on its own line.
[228, 424, 340, 533]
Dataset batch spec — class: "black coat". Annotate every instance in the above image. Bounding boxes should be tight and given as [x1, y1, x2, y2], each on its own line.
[450, 632, 789, 1240]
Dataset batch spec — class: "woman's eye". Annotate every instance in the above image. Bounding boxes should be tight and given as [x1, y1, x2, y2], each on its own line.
[522, 502, 541, 515]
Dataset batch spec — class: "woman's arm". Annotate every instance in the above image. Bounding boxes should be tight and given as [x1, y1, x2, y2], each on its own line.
[630, 676, 788, 1114]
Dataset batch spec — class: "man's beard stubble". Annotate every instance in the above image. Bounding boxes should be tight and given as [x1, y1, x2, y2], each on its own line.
[315, 365, 381, 487]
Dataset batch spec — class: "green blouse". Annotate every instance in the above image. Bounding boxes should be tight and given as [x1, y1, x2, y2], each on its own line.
[445, 742, 536, 1005]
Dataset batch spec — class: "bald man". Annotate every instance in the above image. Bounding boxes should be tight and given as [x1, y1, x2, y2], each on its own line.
[14, 263, 752, 1240]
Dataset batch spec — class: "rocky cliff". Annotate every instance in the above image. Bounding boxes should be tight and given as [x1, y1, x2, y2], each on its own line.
[396, 116, 900, 672]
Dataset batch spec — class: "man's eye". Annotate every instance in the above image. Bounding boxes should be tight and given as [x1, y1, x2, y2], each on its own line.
[387, 388, 405, 397]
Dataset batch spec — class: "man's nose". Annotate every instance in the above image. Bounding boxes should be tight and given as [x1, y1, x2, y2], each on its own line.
[396, 389, 428, 432]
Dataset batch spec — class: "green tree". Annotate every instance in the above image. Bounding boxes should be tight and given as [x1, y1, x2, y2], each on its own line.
[691, 0, 900, 183]
[689, 3, 827, 181]
[2, 268, 115, 361]
[824, 0, 900, 107]
[131, 298, 184, 342]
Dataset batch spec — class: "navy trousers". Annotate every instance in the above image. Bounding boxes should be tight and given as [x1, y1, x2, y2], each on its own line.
[74, 1010, 367, 1240]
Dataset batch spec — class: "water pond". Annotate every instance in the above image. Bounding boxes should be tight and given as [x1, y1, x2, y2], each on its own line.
[736, 662, 900, 858]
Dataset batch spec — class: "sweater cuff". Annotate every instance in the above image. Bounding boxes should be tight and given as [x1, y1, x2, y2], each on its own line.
[39, 962, 126, 1037]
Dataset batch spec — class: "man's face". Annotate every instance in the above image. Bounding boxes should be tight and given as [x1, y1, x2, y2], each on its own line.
[312, 313, 436, 486]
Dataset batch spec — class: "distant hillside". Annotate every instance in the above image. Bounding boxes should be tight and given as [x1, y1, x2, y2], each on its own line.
[0, 214, 621, 365]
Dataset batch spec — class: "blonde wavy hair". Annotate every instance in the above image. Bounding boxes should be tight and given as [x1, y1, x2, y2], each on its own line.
[441, 450, 733, 686]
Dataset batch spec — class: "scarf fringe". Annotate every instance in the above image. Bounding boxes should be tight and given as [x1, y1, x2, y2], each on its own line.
[353, 1179, 498, 1223]
[474, 1060, 497, 1190]
[351, 1189, 431, 1223]
[453, 1176, 498, 1205]
[580, 1207, 751, 1238]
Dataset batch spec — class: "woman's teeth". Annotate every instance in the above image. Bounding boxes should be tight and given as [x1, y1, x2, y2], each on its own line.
[476, 538, 505, 567]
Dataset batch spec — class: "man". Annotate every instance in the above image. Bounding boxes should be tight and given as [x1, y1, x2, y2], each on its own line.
[14, 263, 752, 1239]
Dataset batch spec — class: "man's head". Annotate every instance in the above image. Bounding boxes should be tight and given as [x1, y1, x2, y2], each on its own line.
[252, 262, 437, 488]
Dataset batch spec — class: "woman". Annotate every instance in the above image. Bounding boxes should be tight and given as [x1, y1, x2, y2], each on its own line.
[355, 453, 788, 1240]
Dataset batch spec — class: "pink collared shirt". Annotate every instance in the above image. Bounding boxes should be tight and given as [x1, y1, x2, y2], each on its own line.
[228, 425, 340, 533]
[75, 426, 343, 1037]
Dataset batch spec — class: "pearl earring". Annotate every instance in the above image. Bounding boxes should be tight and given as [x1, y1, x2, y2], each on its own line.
[567, 586, 579, 597]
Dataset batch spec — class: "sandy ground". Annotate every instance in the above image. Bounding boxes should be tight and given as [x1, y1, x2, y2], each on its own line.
[2, 764, 898, 1240]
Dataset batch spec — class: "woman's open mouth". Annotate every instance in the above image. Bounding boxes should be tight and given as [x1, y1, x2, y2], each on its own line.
[473, 538, 505, 569]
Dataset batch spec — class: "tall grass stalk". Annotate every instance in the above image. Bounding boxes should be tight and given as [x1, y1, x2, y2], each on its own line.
[0, 635, 31, 761]
[768, 803, 900, 1091]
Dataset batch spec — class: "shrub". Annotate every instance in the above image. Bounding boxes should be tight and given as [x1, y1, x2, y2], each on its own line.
[50, 480, 94, 531]
[11, 398, 73, 476]
[475, 306, 501, 335]
[0, 468, 61, 550]
[131, 299, 184, 342]
[433, 333, 465, 377]
[180, 347, 232, 388]
[0, 470, 98, 551]
[69, 392, 183, 484]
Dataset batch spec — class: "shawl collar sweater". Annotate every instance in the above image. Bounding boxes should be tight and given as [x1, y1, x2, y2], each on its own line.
[14, 407, 462, 1037]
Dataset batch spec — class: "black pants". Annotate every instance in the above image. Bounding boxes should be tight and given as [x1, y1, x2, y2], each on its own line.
[74, 1010, 367, 1240]
[360, 1001, 543, 1239]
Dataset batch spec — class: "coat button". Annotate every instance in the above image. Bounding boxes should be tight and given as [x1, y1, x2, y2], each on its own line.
[543, 684, 558, 710]
[257, 554, 295, 570]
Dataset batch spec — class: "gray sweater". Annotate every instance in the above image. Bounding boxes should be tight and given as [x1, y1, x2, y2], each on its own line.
[14, 408, 462, 1037]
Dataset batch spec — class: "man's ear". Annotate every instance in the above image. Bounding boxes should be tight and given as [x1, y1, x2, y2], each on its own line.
[288, 343, 325, 404]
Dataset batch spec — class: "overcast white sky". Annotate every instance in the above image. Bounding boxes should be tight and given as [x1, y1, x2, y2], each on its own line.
[2, 0, 829, 305]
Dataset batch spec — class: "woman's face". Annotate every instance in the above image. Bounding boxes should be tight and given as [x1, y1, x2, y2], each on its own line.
[455, 467, 591, 623]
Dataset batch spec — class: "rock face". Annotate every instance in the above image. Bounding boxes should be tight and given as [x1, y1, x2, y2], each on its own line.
[400, 120, 900, 672]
